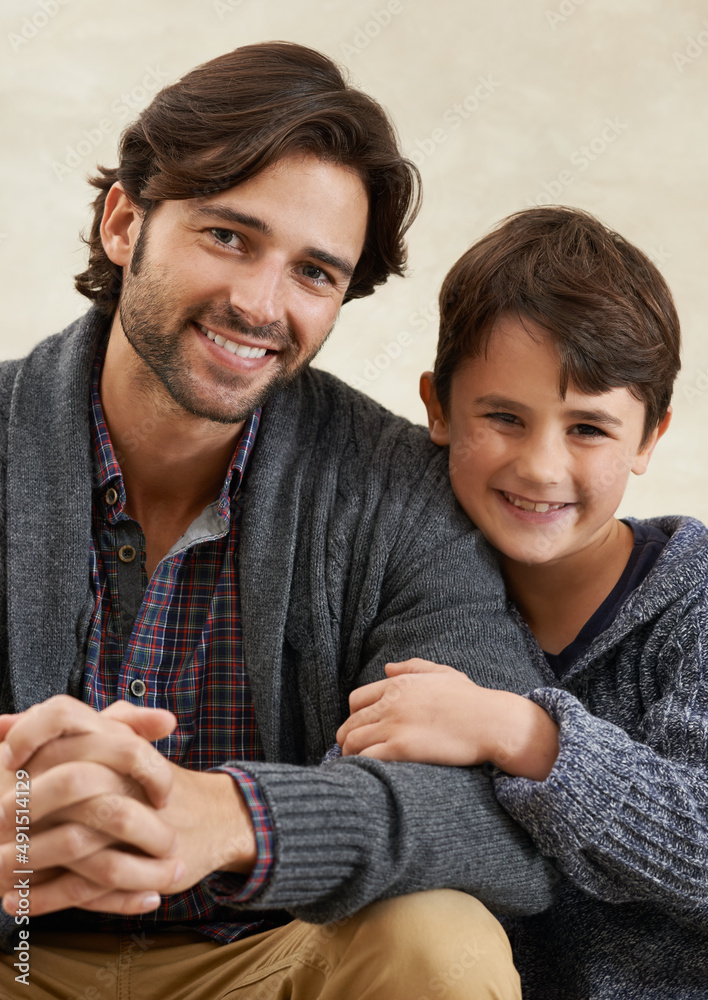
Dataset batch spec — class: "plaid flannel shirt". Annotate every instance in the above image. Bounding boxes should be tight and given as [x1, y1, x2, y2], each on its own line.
[68, 352, 279, 943]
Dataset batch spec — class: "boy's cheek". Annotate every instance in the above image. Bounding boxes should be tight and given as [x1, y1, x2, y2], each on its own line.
[448, 425, 497, 475]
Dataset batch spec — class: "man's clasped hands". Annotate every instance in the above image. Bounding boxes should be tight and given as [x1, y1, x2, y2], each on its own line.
[0, 697, 256, 919]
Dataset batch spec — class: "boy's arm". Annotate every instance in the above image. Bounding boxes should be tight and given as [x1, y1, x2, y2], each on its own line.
[337, 658, 560, 781]
[493, 586, 708, 923]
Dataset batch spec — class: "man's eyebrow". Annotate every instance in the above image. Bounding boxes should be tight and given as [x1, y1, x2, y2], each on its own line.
[302, 246, 356, 281]
[187, 205, 356, 281]
[189, 204, 273, 236]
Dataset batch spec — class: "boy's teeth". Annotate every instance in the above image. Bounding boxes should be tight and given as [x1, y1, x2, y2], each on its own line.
[199, 324, 267, 358]
[504, 493, 564, 513]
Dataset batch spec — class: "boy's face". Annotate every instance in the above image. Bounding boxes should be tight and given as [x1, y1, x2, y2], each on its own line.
[421, 314, 670, 568]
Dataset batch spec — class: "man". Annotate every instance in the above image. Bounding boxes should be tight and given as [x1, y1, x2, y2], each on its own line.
[0, 42, 554, 998]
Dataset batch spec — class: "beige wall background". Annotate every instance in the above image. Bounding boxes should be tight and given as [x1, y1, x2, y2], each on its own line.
[1, 0, 707, 520]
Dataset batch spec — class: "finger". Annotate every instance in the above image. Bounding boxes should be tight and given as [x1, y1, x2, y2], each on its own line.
[2, 873, 164, 919]
[351, 742, 400, 761]
[337, 701, 384, 747]
[340, 722, 388, 757]
[0, 713, 25, 743]
[1, 696, 108, 771]
[27, 731, 173, 809]
[0, 697, 176, 773]
[59, 889, 164, 915]
[66, 848, 184, 894]
[0, 794, 176, 886]
[0, 822, 112, 888]
[384, 658, 453, 676]
[53, 795, 177, 858]
[348, 678, 391, 714]
[101, 702, 177, 743]
[0, 761, 130, 829]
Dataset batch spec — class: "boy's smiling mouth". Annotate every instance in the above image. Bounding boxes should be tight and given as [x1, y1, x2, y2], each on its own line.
[500, 490, 570, 514]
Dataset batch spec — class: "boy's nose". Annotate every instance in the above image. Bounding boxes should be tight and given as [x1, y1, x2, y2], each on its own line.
[514, 436, 565, 487]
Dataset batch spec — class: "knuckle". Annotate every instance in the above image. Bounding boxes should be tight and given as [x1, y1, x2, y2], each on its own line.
[100, 854, 126, 888]
[65, 875, 96, 905]
[62, 823, 94, 858]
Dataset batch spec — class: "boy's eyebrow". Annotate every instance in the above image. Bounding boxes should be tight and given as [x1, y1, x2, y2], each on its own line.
[187, 204, 356, 280]
[474, 396, 624, 428]
[474, 395, 530, 412]
[567, 408, 623, 428]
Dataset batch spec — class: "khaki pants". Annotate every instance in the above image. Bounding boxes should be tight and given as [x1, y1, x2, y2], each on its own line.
[0, 890, 521, 1000]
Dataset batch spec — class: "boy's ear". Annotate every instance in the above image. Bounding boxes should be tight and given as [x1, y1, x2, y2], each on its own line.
[631, 407, 672, 475]
[100, 182, 145, 267]
[419, 372, 450, 446]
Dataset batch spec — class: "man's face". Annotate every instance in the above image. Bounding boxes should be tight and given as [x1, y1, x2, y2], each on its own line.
[116, 154, 369, 423]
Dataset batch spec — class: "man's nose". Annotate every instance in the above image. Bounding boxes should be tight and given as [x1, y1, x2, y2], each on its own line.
[229, 261, 284, 329]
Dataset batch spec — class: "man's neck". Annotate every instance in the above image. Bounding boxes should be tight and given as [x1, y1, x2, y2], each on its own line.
[100, 322, 245, 563]
[500, 519, 635, 655]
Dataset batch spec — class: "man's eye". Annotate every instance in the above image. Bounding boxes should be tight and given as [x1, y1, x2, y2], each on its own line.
[210, 228, 240, 247]
[302, 264, 330, 284]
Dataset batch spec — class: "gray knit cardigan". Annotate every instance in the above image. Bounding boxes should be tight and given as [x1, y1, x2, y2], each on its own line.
[0, 310, 556, 949]
[495, 515, 708, 999]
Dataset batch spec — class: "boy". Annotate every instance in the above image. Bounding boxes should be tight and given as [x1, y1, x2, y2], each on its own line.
[337, 207, 708, 999]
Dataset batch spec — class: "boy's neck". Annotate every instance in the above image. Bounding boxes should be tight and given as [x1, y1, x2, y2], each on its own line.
[500, 518, 635, 655]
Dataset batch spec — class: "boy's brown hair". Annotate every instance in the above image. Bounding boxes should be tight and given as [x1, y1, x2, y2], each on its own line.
[434, 206, 681, 444]
[75, 41, 421, 316]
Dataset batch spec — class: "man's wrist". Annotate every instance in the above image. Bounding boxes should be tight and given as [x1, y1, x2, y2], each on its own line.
[208, 766, 275, 899]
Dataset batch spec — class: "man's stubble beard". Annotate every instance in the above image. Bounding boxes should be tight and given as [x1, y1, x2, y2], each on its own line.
[118, 222, 334, 425]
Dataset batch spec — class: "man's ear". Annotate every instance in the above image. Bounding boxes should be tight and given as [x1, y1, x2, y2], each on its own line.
[631, 407, 672, 475]
[100, 182, 144, 267]
[419, 372, 450, 446]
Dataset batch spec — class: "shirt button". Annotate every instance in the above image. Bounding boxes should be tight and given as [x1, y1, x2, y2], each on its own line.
[118, 544, 137, 563]
[130, 678, 146, 698]
[105, 487, 119, 506]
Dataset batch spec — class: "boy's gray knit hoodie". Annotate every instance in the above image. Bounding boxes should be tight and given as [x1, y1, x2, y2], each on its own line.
[495, 515, 708, 999]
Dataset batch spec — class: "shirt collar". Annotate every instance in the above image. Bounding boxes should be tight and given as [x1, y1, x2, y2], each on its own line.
[90, 348, 261, 524]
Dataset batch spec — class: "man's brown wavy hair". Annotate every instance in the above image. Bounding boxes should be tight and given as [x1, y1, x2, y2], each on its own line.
[434, 207, 681, 445]
[75, 41, 421, 314]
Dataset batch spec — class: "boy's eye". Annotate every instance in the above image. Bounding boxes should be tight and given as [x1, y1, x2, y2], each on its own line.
[572, 423, 606, 438]
[486, 412, 520, 426]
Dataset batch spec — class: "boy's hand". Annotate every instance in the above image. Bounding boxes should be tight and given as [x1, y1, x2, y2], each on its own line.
[337, 658, 560, 780]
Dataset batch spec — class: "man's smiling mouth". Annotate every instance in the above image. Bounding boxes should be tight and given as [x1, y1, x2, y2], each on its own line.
[501, 490, 570, 514]
[196, 322, 270, 359]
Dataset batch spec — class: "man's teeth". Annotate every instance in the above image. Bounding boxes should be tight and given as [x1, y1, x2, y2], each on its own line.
[503, 493, 566, 513]
[199, 325, 267, 359]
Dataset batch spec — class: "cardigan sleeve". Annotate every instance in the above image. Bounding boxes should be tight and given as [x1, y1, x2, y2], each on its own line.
[212, 434, 560, 923]
[493, 585, 708, 923]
